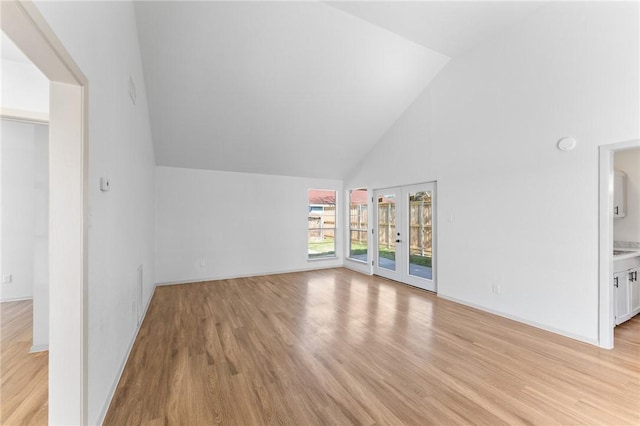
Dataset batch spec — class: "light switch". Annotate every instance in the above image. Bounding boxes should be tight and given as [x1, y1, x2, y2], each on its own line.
[2, 274, 12, 284]
[100, 178, 111, 191]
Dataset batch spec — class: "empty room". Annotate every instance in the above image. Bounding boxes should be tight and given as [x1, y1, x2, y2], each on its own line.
[1, 0, 639, 425]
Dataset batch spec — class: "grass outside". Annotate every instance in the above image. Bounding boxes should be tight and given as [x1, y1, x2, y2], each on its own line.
[308, 238, 335, 258]
[349, 241, 368, 259]
[409, 252, 432, 268]
[310, 239, 432, 268]
[350, 241, 431, 267]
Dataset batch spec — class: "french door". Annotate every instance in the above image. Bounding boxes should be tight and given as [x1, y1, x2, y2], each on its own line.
[373, 183, 436, 292]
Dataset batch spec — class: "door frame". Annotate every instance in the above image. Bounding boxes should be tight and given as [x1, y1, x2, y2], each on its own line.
[1, 1, 89, 423]
[598, 139, 639, 349]
[373, 186, 402, 282]
[402, 182, 436, 291]
[373, 182, 437, 292]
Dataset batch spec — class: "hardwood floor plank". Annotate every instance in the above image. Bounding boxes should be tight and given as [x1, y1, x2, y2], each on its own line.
[104, 268, 640, 425]
[0, 300, 48, 425]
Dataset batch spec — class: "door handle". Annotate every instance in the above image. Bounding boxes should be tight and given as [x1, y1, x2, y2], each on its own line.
[395, 239, 401, 243]
[614, 206, 619, 215]
[614, 276, 618, 288]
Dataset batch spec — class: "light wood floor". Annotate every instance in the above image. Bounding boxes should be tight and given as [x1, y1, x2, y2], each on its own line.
[0, 300, 48, 425]
[104, 268, 640, 425]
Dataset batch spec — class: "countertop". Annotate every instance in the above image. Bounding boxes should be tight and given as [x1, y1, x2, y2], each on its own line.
[613, 248, 640, 261]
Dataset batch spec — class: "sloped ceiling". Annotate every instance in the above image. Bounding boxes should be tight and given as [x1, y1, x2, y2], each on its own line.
[134, 1, 449, 179]
[326, 2, 547, 57]
[134, 1, 545, 179]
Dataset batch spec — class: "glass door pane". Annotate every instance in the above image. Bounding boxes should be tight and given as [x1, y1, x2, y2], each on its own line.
[408, 190, 432, 280]
[373, 183, 435, 292]
[349, 189, 368, 262]
[377, 194, 396, 271]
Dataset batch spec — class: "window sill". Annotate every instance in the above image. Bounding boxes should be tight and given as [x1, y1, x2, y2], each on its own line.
[346, 257, 368, 264]
[307, 256, 338, 262]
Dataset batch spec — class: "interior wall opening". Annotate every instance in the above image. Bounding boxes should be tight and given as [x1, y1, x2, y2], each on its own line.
[599, 139, 640, 349]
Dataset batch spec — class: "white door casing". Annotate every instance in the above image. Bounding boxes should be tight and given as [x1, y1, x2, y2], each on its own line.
[373, 182, 436, 292]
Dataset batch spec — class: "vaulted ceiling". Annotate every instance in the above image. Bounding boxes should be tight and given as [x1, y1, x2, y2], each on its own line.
[134, 1, 545, 179]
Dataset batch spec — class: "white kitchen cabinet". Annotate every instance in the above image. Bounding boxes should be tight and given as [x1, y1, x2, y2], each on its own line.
[614, 271, 631, 325]
[614, 258, 640, 325]
[630, 267, 640, 317]
[613, 170, 627, 218]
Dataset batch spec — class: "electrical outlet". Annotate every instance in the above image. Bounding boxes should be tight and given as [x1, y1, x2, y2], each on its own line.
[199, 259, 206, 267]
[2, 274, 12, 284]
[491, 282, 501, 294]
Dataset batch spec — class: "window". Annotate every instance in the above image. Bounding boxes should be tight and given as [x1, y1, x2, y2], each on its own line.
[308, 189, 336, 259]
[349, 188, 368, 262]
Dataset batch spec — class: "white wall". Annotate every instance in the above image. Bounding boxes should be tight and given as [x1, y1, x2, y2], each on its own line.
[1, 119, 34, 301]
[346, 2, 639, 343]
[32, 2, 156, 423]
[0, 119, 48, 306]
[156, 166, 343, 284]
[614, 148, 640, 244]
[0, 58, 49, 115]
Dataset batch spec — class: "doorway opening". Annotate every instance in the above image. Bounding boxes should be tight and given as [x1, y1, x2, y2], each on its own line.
[1, 1, 88, 423]
[1, 27, 51, 354]
[598, 139, 640, 349]
[373, 182, 436, 292]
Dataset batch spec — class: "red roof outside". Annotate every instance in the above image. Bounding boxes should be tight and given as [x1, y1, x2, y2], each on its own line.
[349, 189, 368, 204]
[308, 189, 335, 205]
[308, 189, 368, 205]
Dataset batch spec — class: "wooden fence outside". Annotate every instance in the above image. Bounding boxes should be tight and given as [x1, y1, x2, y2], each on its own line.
[308, 206, 335, 240]
[349, 204, 368, 245]
[378, 201, 432, 256]
[309, 201, 431, 256]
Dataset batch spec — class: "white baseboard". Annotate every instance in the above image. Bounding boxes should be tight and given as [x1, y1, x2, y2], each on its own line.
[156, 263, 344, 287]
[343, 259, 371, 275]
[1, 296, 34, 303]
[438, 293, 599, 347]
[95, 284, 157, 425]
[29, 344, 49, 353]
